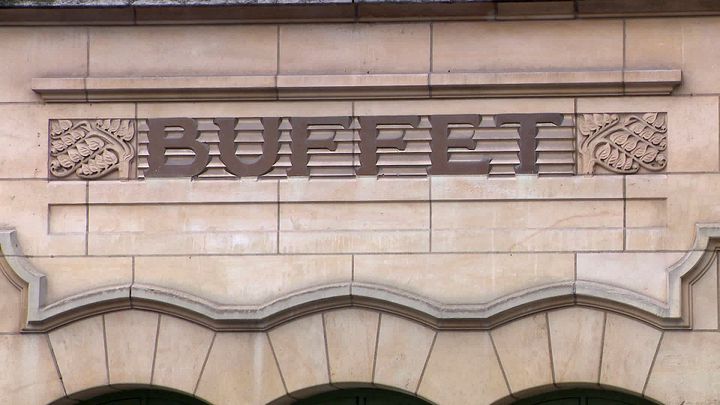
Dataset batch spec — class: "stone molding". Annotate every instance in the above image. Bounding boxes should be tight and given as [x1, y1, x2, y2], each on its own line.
[2, 225, 718, 332]
[32, 70, 681, 103]
[1, 1, 720, 24]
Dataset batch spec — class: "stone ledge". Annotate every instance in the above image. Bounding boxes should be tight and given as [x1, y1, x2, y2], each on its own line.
[2, 224, 718, 333]
[32, 69, 681, 102]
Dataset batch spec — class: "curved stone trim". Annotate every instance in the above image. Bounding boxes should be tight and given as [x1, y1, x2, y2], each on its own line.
[3, 225, 718, 333]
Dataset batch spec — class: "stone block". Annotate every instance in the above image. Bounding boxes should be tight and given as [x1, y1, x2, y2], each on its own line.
[49, 316, 107, 397]
[599, 314, 661, 393]
[195, 332, 286, 405]
[30, 257, 132, 305]
[432, 200, 623, 252]
[0, 334, 66, 405]
[548, 307, 605, 384]
[431, 175, 623, 201]
[89, 179, 277, 204]
[268, 314, 329, 396]
[0, 271, 21, 333]
[0, 180, 86, 256]
[576, 252, 685, 303]
[417, 331, 509, 405]
[89, 26, 277, 77]
[152, 315, 214, 394]
[280, 202, 429, 254]
[677, 17, 720, 94]
[645, 331, 720, 404]
[136, 100, 353, 119]
[90, 203, 276, 233]
[279, 177, 428, 202]
[0, 27, 86, 102]
[373, 314, 435, 392]
[48, 205, 86, 234]
[353, 98, 575, 116]
[625, 18, 682, 70]
[577, 96, 719, 173]
[88, 230, 276, 256]
[0, 103, 134, 180]
[491, 313, 553, 395]
[626, 174, 720, 251]
[279, 23, 430, 74]
[324, 308, 379, 385]
[135, 255, 351, 306]
[104, 310, 159, 385]
[692, 257, 718, 330]
[432, 20, 622, 73]
[354, 253, 573, 304]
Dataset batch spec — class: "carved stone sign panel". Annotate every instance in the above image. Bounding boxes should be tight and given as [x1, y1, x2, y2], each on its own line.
[47, 112, 667, 180]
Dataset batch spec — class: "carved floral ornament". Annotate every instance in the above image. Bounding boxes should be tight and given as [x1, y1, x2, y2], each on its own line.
[578, 112, 668, 174]
[49, 119, 135, 180]
[47, 113, 667, 180]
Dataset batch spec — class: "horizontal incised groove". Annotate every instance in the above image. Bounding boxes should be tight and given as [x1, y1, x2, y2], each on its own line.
[32, 70, 681, 103]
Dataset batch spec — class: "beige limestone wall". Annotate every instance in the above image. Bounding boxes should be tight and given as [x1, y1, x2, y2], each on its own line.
[0, 13, 720, 405]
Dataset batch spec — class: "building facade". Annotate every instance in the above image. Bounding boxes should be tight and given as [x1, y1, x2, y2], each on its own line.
[1, 0, 719, 404]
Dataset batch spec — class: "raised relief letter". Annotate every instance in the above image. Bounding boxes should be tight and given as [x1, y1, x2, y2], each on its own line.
[495, 113, 564, 174]
[429, 115, 490, 175]
[215, 117, 281, 177]
[288, 117, 351, 176]
[357, 116, 420, 175]
[146, 118, 210, 177]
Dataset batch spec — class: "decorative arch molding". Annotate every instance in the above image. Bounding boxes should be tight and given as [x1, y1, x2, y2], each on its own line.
[2, 225, 719, 333]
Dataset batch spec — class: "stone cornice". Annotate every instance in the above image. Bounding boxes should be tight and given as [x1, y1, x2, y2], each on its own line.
[1, 1, 720, 24]
[32, 70, 681, 103]
[2, 224, 718, 333]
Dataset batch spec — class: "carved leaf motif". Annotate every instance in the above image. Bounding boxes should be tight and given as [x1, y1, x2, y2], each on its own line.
[579, 112, 668, 174]
[49, 118, 135, 180]
[595, 143, 612, 161]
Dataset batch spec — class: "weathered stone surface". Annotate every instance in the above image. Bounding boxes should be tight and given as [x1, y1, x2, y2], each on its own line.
[49, 316, 107, 396]
[645, 331, 720, 404]
[691, 257, 719, 330]
[279, 23, 430, 74]
[268, 314, 329, 396]
[418, 331, 509, 405]
[576, 252, 685, 303]
[0, 28, 86, 102]
[195, 332, 286, 405]
[0, 334, 66, 405]
[548, 308, 604, 384]
[152, 316, 214, 394]
[373, 314, 435, 392]
[105, 310, 159, 385]
[354, 253, 573, 304]
[491, 313, 553, 395]
[30, 257, 132, 305]
[600, 314, 661, 394]
[134, 255, 351, 305]
[433, 20, 622, 73]
[89, 26, 277, 77]
[324, 308, 379, 385]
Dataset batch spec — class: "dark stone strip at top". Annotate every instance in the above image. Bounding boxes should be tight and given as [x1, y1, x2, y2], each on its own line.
[0, 0, 719, 23]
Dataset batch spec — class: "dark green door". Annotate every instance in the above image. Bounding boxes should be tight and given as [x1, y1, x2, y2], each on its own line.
[293, 388, 431, 405]
[512, 389, 658, 405]
[77, 389, 208, 405]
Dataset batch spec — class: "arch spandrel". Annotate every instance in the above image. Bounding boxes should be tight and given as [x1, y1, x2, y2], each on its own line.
[0, 223, 719, 332]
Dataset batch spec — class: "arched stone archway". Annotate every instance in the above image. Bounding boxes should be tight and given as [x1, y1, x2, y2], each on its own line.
[61, 388, 210, 405]
[510, 389, 658, 405]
